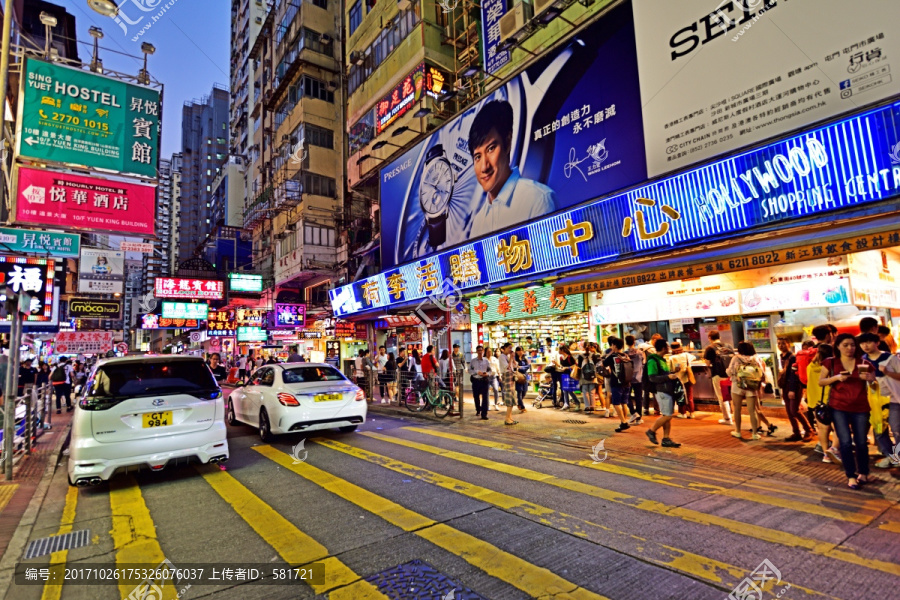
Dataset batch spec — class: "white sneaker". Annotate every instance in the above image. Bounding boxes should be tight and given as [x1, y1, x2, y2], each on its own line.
[718, 419, 733, 425]
[604, 409, 611, 418]
[562, 403, 570, 410]
[826, 447, 842, 463]
[628, 413, 640, 424]
[876, 457, 895, 469]
[676, 414, 687, 419]
[822, 455, 833, 464]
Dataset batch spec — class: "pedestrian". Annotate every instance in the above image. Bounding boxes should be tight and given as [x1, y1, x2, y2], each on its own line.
[489, 348, 502, 410]
[468, 345, 492, 420]
[624, 335, 644, 424]
[577, 342, 600, 414]
[545, 337, 561, 405]
[807, 343, 839, 463]
[207, 353, 227, 383]
[858, 332, 899, 469]
[727, 342, 769, 440]
[355, 349, 367, 389]
[439, 349, 451, 388]
[514, 346, 530, 413]
[266, 355, 277, 365]
[287, 346, 303, 363]
[37, 362, 50, 388]
[819, 333, 875, 489]
[498, 343, 519, 425]
[397, 347, 409, 392]
[604, 336, 634, 432]
[795, 339, 818, 421]
[557, 344, 579, 410]
[860, 317, 890, 352]
[18, 358, 37, 397]
[812, 323, 837, 346]
[409, 348, 424, 389]
[237, 354, 248, 383]
[644, 339, 682, 448]
[703, 331, 734, 425]
[0, 355, 7, 412]
[450, 343, 466, 409]
[777, 338, 813, 442]
[643, 334, 663, 415]
[668, 341, 696, 419]
[50, 359, 72, 413]
[385, 352, 398, 403]
[376, 346, 389, 400]
[877, 325, 898, 354]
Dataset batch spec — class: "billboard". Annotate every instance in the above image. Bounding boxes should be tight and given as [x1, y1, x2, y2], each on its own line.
[331, 101, 900, 316]
[14, 166, 156, 236]
[469, 285, 585, 323]
[54, 331, 114, 355]
[17, 57, 161, 178]
[237, 326, 267, 342]
[141, 314, 201, 329]
[162, 302, 209, 320]
[632, 0, 900, 177]
[228, 273, 262, 292]
[0, 256, 55, 321]
[379, 3, 646, 268]
[207, 309, 236, 336]
[68, 297, 122, 320]
[78, 248, 124, 294]
[374, 62, 444, 135]
[273, 303, 306, 328]
[0, 227, 80, 258]
[154, 277, 224, 300]
[481, 0, 510, 74]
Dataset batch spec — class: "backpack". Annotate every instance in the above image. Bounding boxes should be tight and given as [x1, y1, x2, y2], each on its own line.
[612, 352, 633, 387]
[580, 355, 596, 380]
[795, 346, 817, 385]
[642, 351, 656, 393]
[735, 359, 763, 391]
[625, 348, 643, 383]
[51, 366, 67, 383]
[711, 344, 734, 378]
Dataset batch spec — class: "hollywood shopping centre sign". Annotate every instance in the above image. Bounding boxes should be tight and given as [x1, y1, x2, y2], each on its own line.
[331, 102, 900, 317]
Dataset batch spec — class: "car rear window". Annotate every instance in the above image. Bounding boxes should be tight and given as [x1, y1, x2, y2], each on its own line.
[282, 366, 347, 384]
[85, 360, 218, 404]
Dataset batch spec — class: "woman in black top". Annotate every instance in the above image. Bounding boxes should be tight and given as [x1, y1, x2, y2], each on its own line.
[514, 347, 530, 411]
[36, 362, 50, 387]
[558, 344, 579, 410]
[384, 353, 398, 403]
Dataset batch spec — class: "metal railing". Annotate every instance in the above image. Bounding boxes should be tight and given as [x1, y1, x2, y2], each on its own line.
[344, 368, 463, 415]
[0, 384, 53, 477]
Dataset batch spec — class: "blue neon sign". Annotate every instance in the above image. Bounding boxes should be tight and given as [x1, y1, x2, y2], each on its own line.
[332, 102, 900, 317]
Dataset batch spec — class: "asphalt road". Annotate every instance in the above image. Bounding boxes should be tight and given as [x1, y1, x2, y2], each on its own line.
[5, 396, 900, 600]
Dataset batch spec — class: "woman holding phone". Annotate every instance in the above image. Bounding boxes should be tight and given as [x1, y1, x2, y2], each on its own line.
[818, 333, 875, 489]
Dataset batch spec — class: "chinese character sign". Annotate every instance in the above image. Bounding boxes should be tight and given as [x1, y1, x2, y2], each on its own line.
[78, 248, 124, 295]
[15, 166, 156, 236]
[142, 314, 200, 329]
[161, 302, 209, 320]
[273, 303, 307, 328]
[154, 277, 224, 300]
[481, 0, 510, 75]
[54, 331, 114, 355]
[17, 57, 161, 178]
[0, 255, 55, 322]
[206, 309, 237, 336]
[0, 227, 80, 258]
[468, 285, 584, 323]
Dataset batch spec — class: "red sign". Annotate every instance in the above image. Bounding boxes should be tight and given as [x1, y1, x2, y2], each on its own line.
[375, 63, 425, 134]
[55, 331, 113, 354]
[15, 166, 155, 235]
[154, 277, 224, 300]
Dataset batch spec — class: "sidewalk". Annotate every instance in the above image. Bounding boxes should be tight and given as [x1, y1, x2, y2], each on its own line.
[0, 408, 72, 559]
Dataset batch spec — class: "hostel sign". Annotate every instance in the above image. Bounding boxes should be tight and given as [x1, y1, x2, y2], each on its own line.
[17, 57, 161, 178]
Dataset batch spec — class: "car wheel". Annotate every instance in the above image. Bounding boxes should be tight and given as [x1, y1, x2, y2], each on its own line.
[339, 425, 358, 433]
[227, 400, 240, 426]
[259, 409, 274, 442]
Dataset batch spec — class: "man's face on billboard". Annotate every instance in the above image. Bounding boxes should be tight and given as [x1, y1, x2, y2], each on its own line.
[472, 128, 512, 200]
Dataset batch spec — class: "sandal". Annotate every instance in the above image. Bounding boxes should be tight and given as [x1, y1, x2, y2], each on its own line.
[504, 420, 518, 425]
[848, 478, 860, 490]
[857, 475, 869, 485]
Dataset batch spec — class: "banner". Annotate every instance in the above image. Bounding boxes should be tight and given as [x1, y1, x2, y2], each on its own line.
[632, 0, 900, 177]
[68, 297, 122, 320]
[332, 102, 900, 317]
[54, 331, 114, 355]
[379, 3, 646, 268]
[0, 227, 80, 258]
[228, 273, 262, 292]
[14, 166, 156, 236]
[78, 247, 124, 294]
[17, 57, 161, 178]
[120, 241, 153, 253]
[155, 277, 224, 300]
[481, 0, 510, 75]
[469, 285, 585, 323]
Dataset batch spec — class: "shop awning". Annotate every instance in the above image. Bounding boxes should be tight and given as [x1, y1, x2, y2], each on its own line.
[382, 316, 421, 327]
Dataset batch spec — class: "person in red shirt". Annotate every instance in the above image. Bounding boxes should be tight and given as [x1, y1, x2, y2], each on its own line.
[421, 345, 439, 379]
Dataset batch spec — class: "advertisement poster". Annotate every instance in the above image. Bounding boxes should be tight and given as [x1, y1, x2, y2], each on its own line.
[78, 248, 124, 294]
[15, 166, 156, 236]
[17, 57, 161, 178]
[632, 0, 900, 176]
[380, 3, 646, 268]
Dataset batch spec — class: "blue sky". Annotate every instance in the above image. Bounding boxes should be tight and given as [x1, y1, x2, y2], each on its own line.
[53, 0, 230, 157]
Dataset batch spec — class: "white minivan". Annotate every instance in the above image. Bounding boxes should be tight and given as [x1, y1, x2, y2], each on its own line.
[68, 355, 229, 486]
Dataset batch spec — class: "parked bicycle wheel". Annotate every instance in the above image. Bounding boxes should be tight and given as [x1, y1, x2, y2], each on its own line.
[404, 387, 426, 412]
[433, 390, 453, 418]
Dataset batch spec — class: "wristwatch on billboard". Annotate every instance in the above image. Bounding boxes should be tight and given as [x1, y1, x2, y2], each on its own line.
[418, 144, 455, 247]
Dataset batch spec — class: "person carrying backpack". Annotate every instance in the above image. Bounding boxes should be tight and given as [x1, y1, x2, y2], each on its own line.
[51, 358, 72, 413]
[644, 339, 683, 448]
[625, 335, 644, 425]
[726, 342, 768, 440]
[703, 330, 734, 425]
[577, 342, 601, 414]
[667, 341, 696, 419]
[603, 336, 634, 432]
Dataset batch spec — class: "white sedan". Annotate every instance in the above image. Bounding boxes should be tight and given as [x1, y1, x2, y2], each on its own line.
[227, 363, 367, 441]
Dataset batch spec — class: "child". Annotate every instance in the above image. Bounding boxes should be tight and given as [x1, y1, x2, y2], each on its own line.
[807, 344, 839, 463]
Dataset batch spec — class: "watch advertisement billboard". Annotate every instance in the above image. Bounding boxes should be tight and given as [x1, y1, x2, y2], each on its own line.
[379, 2, 646, 268]
[17, 57, 161, 178]
[632, 0, 900, 177]
[78, 248, 124, 294]
[14, 166, 156, 236]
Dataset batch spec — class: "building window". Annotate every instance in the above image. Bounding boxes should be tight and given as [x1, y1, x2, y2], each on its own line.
[348, 5, 420, 96]
[312, 0, 327, 8]
[299, 172, 336, 198]
[301, 123, 334, 149]
[304, 225, 335, 246]
[349, 1, 362, 36]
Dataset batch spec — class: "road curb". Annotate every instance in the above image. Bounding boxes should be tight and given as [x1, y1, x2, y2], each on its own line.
[0, 422, 71, 600]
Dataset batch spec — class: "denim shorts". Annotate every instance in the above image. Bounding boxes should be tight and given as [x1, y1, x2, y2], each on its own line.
[610, 385, 630, 406]
[656, 392, 675, 416]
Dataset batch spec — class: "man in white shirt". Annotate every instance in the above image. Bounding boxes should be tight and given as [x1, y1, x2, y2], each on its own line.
[466, 100, 558, 240]
[468, 346, 493, 420]
[376, 346, 389, 401]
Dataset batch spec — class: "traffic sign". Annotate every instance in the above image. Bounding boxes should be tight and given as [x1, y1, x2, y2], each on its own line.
[115, 342, 128, 354]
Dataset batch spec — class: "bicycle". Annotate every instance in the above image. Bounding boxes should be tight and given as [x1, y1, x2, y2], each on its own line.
[404, 376, 454, 418]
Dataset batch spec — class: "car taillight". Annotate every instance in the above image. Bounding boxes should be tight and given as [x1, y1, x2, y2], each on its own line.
[354, 388, 365, 401]
[277, 393, 300, 406]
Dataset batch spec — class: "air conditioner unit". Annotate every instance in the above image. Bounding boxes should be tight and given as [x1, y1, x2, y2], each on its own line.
[255, 17, 262, 24]
[350, 50, 365, 66]
[533, 0, 559, 20]
[398, 0, 411, 9]
[499, 1, 534, 46]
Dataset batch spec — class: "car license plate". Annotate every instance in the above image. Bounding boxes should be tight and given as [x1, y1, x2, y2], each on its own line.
[314, 393, 342, 402]
[143, 411, 172, 428]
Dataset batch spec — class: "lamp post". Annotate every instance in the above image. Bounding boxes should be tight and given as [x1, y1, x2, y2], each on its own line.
[86, 0, 120, 17]
[89, 26, 104, 73]
[138, 42, 155, 85]
[39, 12, 57, 58]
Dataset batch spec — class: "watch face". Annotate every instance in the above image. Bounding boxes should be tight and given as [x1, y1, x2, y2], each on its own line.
[418, 158, 454, 217]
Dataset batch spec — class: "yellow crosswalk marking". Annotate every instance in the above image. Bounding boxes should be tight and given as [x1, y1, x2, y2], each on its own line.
[313, 437, 832, 599]
[41, 486, 78, 600]
[404, 427, 880, 524]
[254, 445, 610, 600]
[361, 431, 900, 578]
[0, 484, 18, 513]
[194, 464, 387, 599]
[109, 476, 179, 600]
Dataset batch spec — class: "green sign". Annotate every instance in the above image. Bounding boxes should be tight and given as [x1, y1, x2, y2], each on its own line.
[17, 57, 161, 178]
[162, 302, 209, 320]
[237, 326, 267, 342]
[228, 273, 263, 292]
[0, 226, 80, 258]
[469, 285, 584, 323]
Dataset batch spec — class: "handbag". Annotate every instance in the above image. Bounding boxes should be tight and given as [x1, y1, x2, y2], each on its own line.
[515, 372, 526, 383]
[814, 399, 833, 426]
